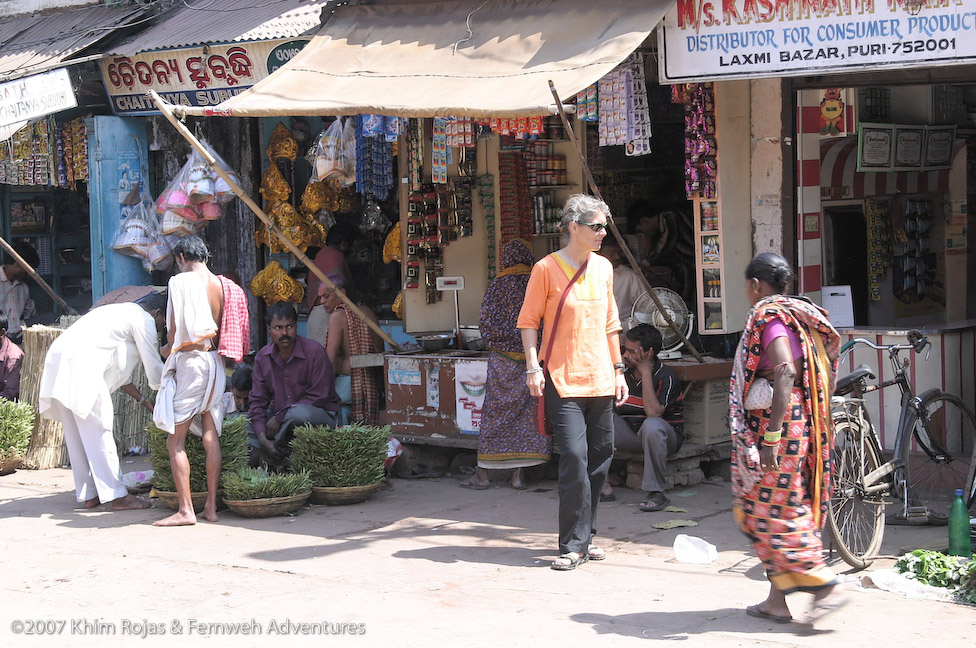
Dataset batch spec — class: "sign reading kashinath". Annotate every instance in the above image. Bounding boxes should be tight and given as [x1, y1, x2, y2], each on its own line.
[99, 39, 309, 116]
[659, 1, 976, 82]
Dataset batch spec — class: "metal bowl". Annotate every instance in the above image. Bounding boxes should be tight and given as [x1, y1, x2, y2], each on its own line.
[416, 333, 453, 352]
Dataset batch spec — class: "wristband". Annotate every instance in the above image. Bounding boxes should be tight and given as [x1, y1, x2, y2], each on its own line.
[525, 367, 543, 375]
[613, 363, 626, 371]
[137, 394, 146, 404]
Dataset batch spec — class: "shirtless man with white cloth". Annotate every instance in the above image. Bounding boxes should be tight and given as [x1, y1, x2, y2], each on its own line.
[38, 293, 166, 510]
[153, 236, 226, 527]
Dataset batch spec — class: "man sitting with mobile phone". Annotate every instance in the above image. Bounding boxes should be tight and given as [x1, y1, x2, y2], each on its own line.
[602, 324, 684, 512]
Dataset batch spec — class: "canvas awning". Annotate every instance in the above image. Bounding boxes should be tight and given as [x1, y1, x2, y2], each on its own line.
[183, 0, 673, 118]
[820, 137, 955, 200]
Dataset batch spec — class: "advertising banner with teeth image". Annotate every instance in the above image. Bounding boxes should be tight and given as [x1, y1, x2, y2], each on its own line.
[455, 360, 487, 435]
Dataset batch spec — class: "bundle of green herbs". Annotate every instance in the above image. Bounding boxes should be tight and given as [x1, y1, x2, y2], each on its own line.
[291, 424, 389, 488]
[0, 399, 35, 464]
[895, 549, 976, 605]
[149, 415, 249, 492]
[222, 466, 311, 500]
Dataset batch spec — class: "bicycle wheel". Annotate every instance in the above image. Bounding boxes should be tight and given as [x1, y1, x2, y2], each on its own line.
[902, 392, 976, 523]
[826, 418, 886, 569]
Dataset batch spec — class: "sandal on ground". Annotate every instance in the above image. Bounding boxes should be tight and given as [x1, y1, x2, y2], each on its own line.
[600, 493, 616, 502]
[801, 593, 849, 625]
[586, 546, 607, 561]
[459, 479, 490, 490]
[639, 493, 670, 512]
[551, 552, 588, 571]
[745, 604, 792, 624]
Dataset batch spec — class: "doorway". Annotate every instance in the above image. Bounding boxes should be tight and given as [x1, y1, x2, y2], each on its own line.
[823, 203, 869, 326]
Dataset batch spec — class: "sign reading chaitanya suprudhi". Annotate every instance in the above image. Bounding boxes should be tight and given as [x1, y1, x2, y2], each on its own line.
[658, 0, 976, 83]
[0, 68, 77, 129]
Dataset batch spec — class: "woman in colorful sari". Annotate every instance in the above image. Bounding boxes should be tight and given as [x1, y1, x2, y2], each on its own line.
[729, 252, 847, 625]
[460, 239, 551, 490]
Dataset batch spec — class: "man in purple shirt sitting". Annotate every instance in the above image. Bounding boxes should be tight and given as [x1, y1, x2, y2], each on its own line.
[248, 302, 340, 468]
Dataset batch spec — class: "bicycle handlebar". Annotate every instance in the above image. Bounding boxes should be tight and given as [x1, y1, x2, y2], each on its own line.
[840, 330, 928, 355]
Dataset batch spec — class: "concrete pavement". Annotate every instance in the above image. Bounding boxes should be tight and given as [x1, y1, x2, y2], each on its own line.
[1, 458, 973, 648]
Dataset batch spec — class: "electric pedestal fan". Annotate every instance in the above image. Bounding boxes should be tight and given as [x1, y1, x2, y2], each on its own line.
[630, 288, 694, 359]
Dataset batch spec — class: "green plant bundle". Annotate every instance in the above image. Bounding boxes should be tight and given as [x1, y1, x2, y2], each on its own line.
[895, 549, 976, 605]
[149, 415, 249, 492]
[291, 424, 389, 487]
[0, 399, 35, 461]
[222, 466, 310, 500]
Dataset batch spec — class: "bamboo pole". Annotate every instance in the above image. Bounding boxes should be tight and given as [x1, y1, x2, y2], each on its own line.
[0, 235, 77, 316]
[148, 90, 402, 352]
[548, 81, 705, 363]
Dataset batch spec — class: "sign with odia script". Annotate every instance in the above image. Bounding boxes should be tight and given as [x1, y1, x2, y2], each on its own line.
[659, 1, 976, 82]
[99, 39, 309, 116]
[0, 68, 77, 128]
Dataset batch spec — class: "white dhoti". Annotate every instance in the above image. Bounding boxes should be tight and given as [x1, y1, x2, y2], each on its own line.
[46, 399, 128, 503]
[153, 349, 226, 436]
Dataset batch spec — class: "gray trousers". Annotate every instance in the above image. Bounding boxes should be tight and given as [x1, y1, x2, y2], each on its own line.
[247, 403, 338, 450]
[545, 380, 614, 555]
[612, 414, 681, 493]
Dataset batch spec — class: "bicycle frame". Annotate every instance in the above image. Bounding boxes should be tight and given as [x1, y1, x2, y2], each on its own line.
[836, 336, 928, 512]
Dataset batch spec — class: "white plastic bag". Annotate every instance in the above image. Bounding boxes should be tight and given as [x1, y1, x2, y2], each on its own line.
[310, 118, 356, 185]
[673, 534, 717, 564]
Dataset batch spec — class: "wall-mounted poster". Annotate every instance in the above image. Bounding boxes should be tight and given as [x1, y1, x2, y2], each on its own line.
[923, 125, 956, 169]
[893, 126, 924, 171]
[857, 123, 894, 172]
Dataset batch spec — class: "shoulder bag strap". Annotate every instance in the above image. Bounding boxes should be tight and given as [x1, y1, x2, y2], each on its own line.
[541, 256, 588, 365]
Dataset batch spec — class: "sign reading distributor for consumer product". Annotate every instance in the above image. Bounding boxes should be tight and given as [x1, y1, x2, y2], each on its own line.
[0, 68, 77, 128]
[100, 39, 309, 116]
[659, 1, 976, 82]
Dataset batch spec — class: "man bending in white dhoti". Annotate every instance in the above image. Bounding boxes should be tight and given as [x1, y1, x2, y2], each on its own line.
[38, 293, 167, 510]
[153, 236, 226, 526]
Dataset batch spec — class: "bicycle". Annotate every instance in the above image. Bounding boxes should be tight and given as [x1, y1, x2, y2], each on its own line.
[826, 330, 976, 569]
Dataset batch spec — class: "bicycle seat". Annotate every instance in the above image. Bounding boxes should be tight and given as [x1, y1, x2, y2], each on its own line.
[835, 364, 876, 396]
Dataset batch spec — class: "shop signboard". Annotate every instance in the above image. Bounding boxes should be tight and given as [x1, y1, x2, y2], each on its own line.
[0, 68, 77, 128]
[99, 39, 310, 116]
[659, 2, 976, 82]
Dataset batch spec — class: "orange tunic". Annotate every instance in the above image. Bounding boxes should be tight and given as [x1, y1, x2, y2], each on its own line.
[516, 252, 621, 398]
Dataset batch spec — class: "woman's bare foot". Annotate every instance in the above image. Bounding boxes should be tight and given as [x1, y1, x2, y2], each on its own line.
[83, 497, 100, 509]
[201, 506, 218, 522]
[153, 511, 196, 526]
[754, 584, 791, 619]
[110, 494, 151, 510]
[511, 468, 526, 490]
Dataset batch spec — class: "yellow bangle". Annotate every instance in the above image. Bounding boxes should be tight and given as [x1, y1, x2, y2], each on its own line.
[762, 429, 782, 444]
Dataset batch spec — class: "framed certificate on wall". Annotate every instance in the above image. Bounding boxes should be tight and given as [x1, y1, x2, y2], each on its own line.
[923, 125, 956, 169]
[893, 125, 924, 171]
[857, 123, 894, 172]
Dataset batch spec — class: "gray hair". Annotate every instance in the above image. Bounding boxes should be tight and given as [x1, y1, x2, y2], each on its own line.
[559, 194, 611, 235]
[172, 234, 210, 263]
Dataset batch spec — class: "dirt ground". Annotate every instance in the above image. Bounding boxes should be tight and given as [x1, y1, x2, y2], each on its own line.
[1, 456, 974, 648]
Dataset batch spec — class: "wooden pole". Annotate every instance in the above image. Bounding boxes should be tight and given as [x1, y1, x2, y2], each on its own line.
[0, 234, 77, 316]
[147, 90, 402, 352]
[547, 81, 705, 363]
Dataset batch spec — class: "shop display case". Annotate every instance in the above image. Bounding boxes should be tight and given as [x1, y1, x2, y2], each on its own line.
[691, 81, 753, 335]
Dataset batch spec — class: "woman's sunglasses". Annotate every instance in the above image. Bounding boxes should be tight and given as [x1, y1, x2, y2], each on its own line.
[575, 220, 607, 232]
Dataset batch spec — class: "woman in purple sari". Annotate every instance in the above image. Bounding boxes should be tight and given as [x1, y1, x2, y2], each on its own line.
[460, 239, 551, 490]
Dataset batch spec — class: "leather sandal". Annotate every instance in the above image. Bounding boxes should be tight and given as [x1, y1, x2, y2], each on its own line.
[550, 552, 588, 571]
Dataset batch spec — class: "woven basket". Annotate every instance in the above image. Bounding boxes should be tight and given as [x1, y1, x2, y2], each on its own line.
[0, 455, 23, 475]
[154, 489, 225, 513]
[310, 482, 383, 506]
[223, 491, 311, 518]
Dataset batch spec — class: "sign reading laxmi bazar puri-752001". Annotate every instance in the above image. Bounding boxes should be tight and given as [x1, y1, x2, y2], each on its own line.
[659, 1, 976, 82]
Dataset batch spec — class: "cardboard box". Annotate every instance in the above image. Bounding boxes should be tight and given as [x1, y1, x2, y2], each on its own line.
[683, 378, 729, 445]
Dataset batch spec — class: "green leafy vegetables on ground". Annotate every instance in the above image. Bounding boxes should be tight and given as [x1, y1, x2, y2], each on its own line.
[222, 467, 310, 500]
[291, 424, 389, 488]
[149, 415, 249, 492]
[895, 549, 976, 605]
[0, 399, 35, 462]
